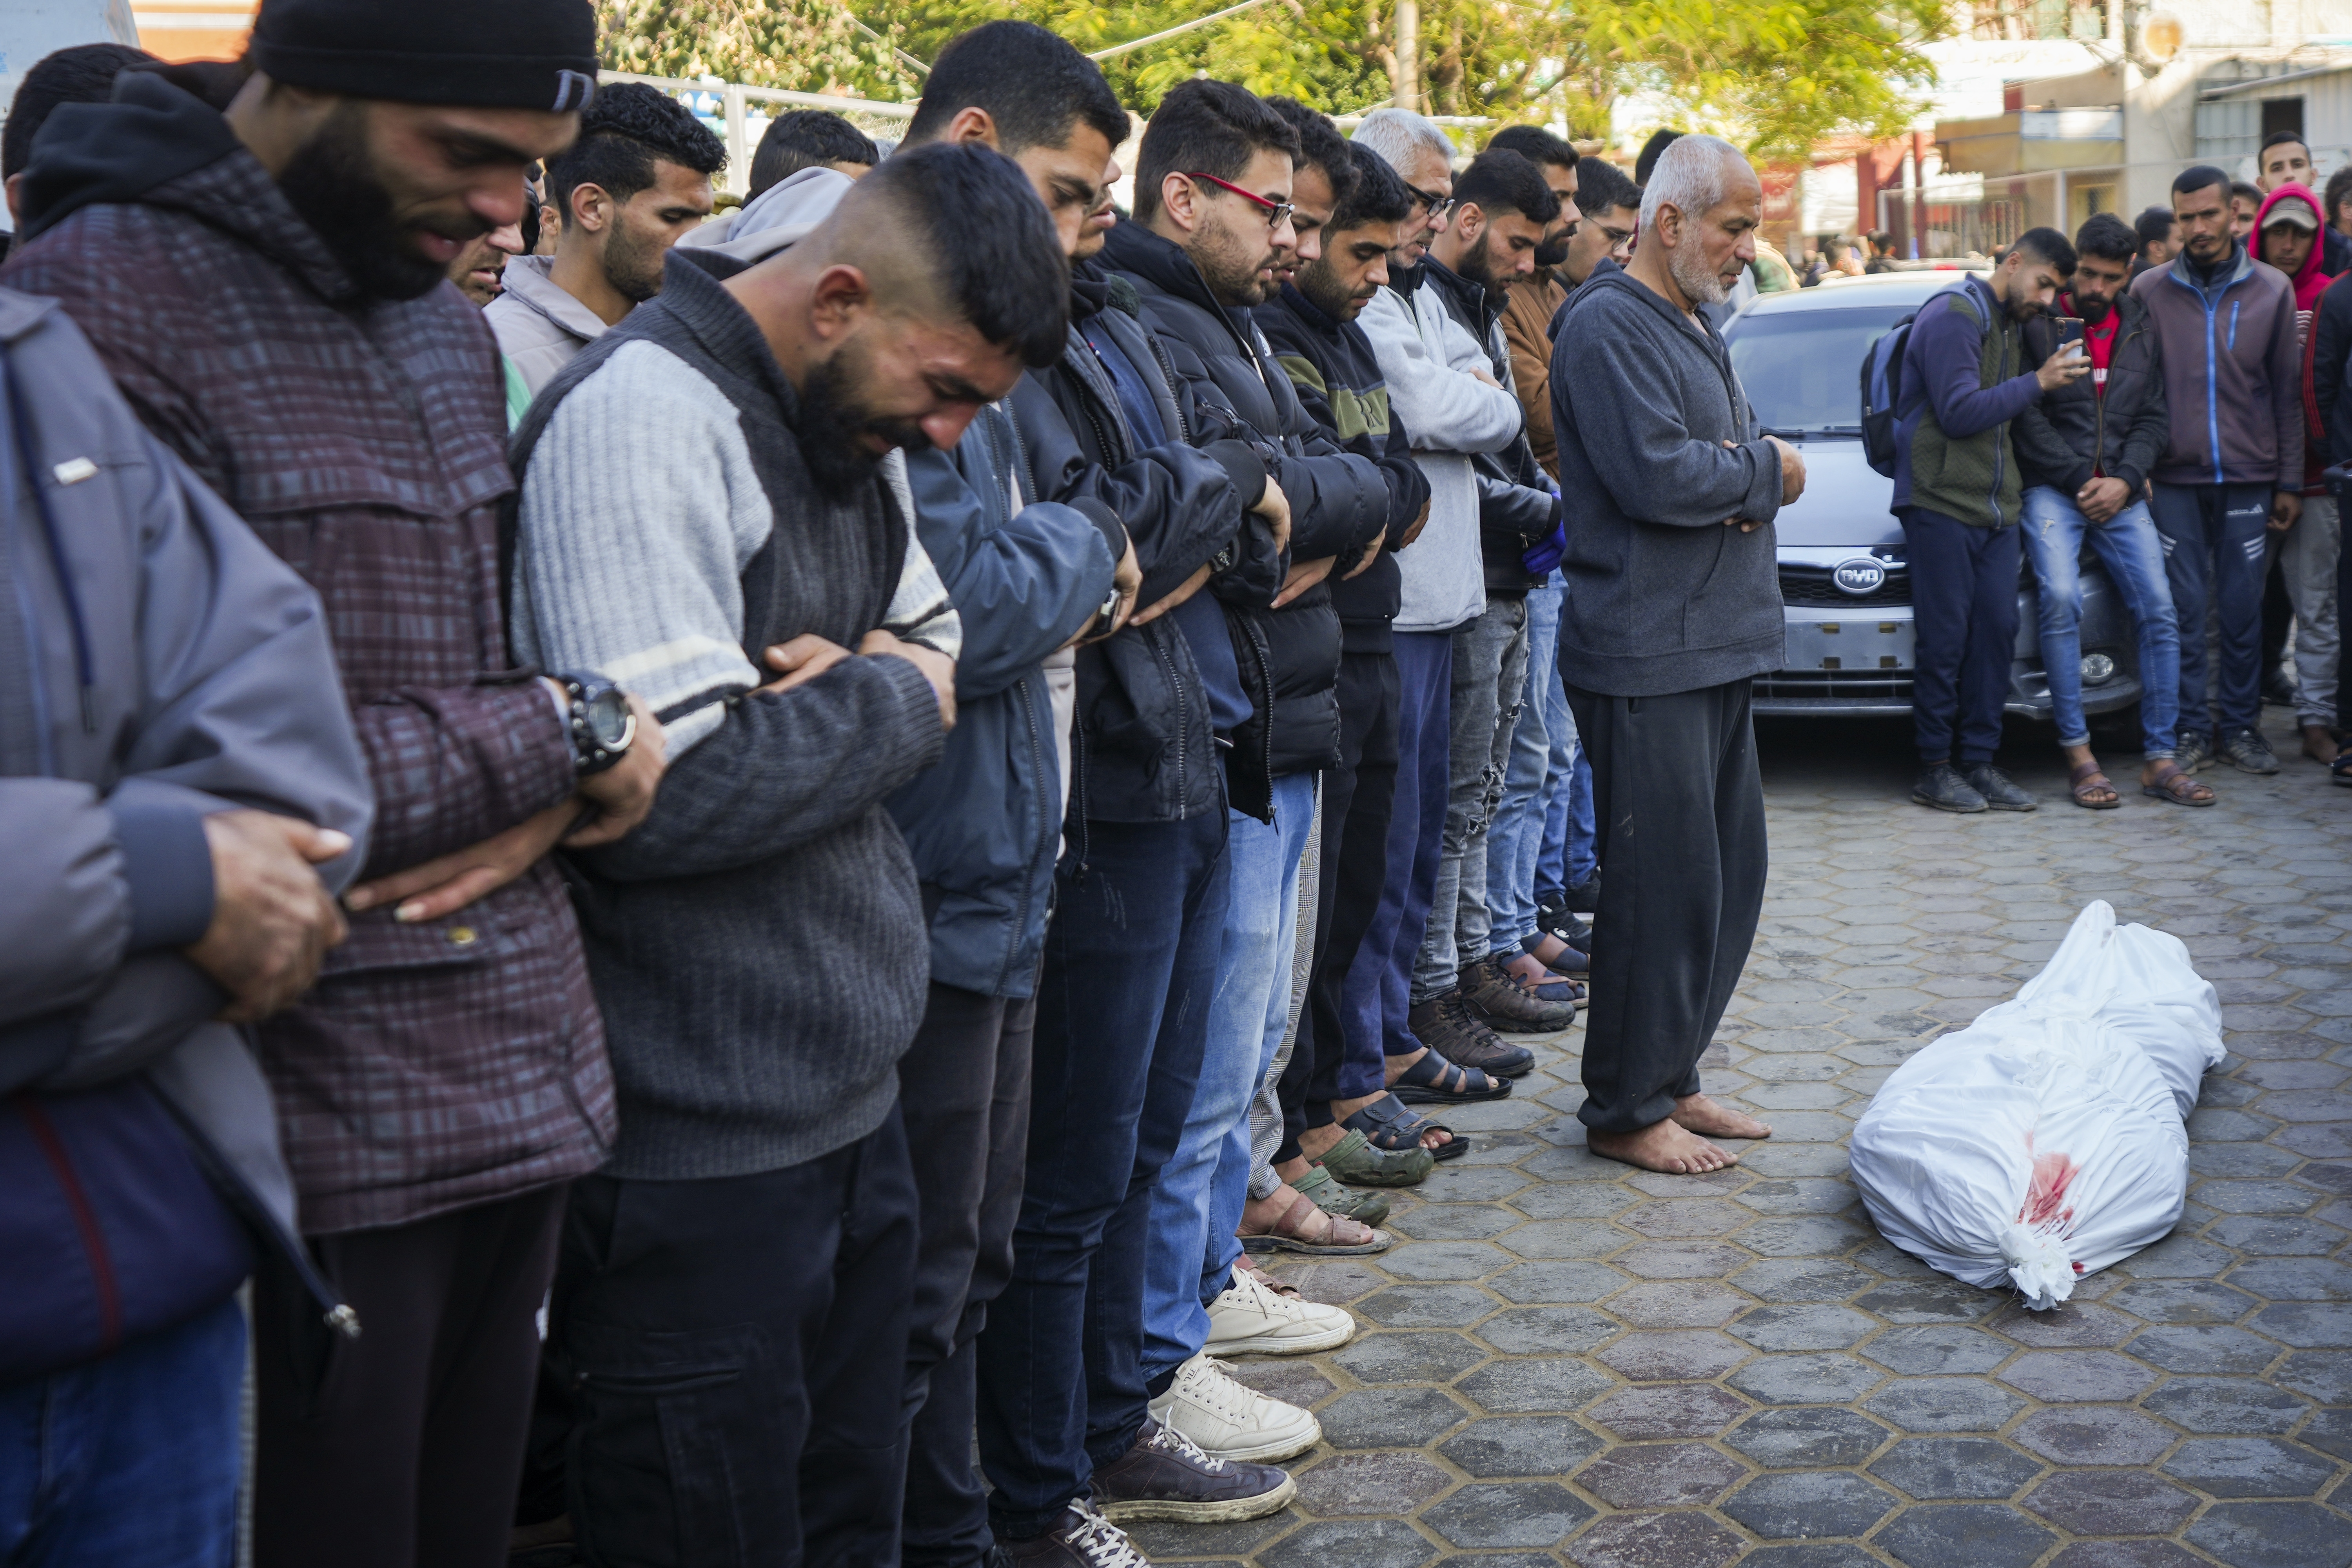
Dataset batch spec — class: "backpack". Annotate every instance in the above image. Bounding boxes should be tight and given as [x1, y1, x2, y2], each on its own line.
[1858, 312, 1919, 478]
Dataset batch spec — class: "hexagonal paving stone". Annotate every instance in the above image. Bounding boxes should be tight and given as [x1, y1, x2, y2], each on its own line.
[2275, 1348, 2352, 1402]
[1574, 1440, 1747, 1507]
[2249, 1301, 2352, 1345]
[1474, 1306, 1616, 1356]
[1435, 1414, 1603, 1479]
[2185, 1500, 2352, 1568]
[1739, 1216, 1873, 1256]
[1486, 1261, 1626, 1304]
[1225, 1357, 1336, 1411]
[1738, 1548, 1889, 1568]
[1258, 1517, 1436, 1568]
[1454, 1356, 1614, 1414]
[1380, 1241, 1510, 1281]
[2228, 1257, 2352, 1299]
[1128, 1508, 1299, 1561]
[2042, 1544, 2216, 1568]
[1508, 1183, 1637, 1221]
[1997, 1350, 2161, 1403]
[1735, 1257, 1878, 1303]
[1291, 1452, 1452, 1516]
[1849, 1277, 2005, 1323]
[1728, 1304, 1879, 1350]
[1873, 1503, 2059, 1568]
[2163, 1434, 2336, 1498]
[1720, 1470, 1896, 1539]
[1605, 1280, 1751, 1328]
[1864, 1376, 2029, 1433]
[1387, 1202, 1521, 1241]
[1563, 1511, 1744, 1568]
[1868, 1436, 2044, 1499]
[2207, 1214, 2348, 1254]
[1356, 1284, 1495, 1328]
[2022, 1470, 2200, 1535]
[2140, 1376, 2311, 1433]
[2125, 1324, 2281, 1373]
[1613, 1241, 1754, 1278]
[1593, 1329, 1748, 1381]
[1988, 1302, 2137, 1347]
[1499, 1220, 1626, 1259]
[1860, 1325, 2014, 1375]
[1724, 1406, 1891, 1467]
[2106, 1278, 2259, 1324]
[1331, 1332, 1490, 1387]
[1619, 1199, 1750, 1237]
[1586, 1381, 1750, 1438]
[1727, 1351, 1881, 1405]
[1315, 1387, 1468, 1450]
[2012, 1406, 2176, 1466]
[1420, 1481, 1593, 1550]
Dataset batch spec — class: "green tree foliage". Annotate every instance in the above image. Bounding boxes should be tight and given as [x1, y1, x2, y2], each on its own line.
[596, 0, 920, 97]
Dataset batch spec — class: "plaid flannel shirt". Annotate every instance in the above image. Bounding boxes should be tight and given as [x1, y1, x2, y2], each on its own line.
[5, 143, 615, 1235]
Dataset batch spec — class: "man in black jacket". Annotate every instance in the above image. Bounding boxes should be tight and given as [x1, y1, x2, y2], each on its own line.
[972, 45, 1303, 1567]
[2012, 212, 2208, 808]
[1405, 149, 1582, 1043]
[1097, 76, 1396, 1464]
[1258, 140, 1444, 1203]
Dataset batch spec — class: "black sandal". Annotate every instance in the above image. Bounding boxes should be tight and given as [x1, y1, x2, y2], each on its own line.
[1345, 1091, 1468, 1166]
[1390, 1049, 1512, 1105]
[1343, 1092, 1470, 1161]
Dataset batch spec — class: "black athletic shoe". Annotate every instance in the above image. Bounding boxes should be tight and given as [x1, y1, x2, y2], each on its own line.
[1536, 900, 1592, 946]
[1913, 762, 1987, 813]
[1092, 1418, 1296, 1524]
[2263, 667, 2298, 707]
[1564, 873, 1601, 915]
[1964, 763, 2037, 811]
[2175, 730, 2217, 772]
[2220, 726, 2280, 775]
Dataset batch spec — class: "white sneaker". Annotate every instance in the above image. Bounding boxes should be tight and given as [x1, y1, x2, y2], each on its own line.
[1146, 1352, 1320, 1463]
[1204, 1269, 1355, 1357]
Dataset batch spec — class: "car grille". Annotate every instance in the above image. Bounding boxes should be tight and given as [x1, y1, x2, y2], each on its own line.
[1779, 564, 1911, 606]
[1754, 670, 1916, 702]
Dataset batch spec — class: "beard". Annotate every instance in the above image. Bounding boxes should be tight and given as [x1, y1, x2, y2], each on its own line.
[797, 340, 935, 502]
[2003, 292, 2045, 324]
[1457, 232, 1510, 301]
[2075, 292, 2111, 323]
[1295, 256, 1372, 323]
[601, 217, 668, 305]
[1666, 237, 1729, 305]
[1196, 222, 1276, 306]
[276, 102, 466, 303]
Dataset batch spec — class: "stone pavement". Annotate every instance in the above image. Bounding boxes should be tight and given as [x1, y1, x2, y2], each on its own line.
[1145, 713, 2352, 1568]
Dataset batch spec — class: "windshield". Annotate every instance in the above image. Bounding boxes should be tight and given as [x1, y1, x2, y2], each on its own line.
[1726, 306, 1913, 436]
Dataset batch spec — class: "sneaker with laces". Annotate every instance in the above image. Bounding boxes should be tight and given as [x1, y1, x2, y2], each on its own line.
[1147, 1352, 1320, 1462]
[2220, 726, 2280, 774]
[2175, 730, 2216, 772]
[1091, 1417, 1296, 1523]
[1204, 1269, 1356, 1356]
[1405, 994, 1534, 1077]
[1536, 899, 1592, 946]
[1001, 1500, 1152, 1568]
[1458, 957, 1577, 1034]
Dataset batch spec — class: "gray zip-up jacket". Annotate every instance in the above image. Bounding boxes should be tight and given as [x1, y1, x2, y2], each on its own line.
[1549, 261, 1786, 697]
[0, 286, 373, 1337]
[486, 254, 609, 399]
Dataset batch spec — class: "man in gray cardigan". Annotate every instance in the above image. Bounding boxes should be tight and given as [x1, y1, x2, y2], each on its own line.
[1548, 135, 1801, 1175]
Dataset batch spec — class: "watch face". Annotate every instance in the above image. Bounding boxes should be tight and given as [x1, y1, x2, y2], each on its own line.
[586, 686, 632, 749]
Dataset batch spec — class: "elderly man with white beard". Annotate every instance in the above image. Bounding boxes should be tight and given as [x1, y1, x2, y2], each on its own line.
[1547, 134, 1806, 1175]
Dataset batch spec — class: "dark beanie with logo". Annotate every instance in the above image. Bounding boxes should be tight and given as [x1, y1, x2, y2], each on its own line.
[247, 0, 601, 113]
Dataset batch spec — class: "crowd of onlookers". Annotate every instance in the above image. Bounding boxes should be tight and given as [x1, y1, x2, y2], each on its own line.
[1891, 127, 2352, 813]
[0, 2, 1726, 1565]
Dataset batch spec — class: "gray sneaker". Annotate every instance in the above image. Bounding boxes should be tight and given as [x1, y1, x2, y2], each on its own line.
[2220, 727, 2280, 774]
[1964, 763, 2038, 811]
[1913, 762, 1987, 813]
[2175, 730, 2216, 772]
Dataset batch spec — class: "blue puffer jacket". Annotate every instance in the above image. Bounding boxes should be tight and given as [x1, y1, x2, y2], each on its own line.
[886, 408, 1120, 998]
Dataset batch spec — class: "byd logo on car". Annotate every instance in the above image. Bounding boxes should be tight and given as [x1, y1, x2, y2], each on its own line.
[1832, 558, 1887, 595]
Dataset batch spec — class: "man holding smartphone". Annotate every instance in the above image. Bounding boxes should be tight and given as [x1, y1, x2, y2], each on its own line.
[2013, 214, 2209, 807]
[1891, 226, 2089, 813]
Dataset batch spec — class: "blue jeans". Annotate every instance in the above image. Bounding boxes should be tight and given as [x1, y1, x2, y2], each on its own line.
[978, 813, 1229, 1537]
[1347, 631, 1453, 1061]
[1537, 611, 1594, 903]
[2149, 481, 2274, 739]
[1486, 578, 1561, 951]
[2020, 486, 2180, 754]
[1414, 598, 1529, 1000]
[0, 1296, 243, 1568]
[1141, 773, 1316, 1385]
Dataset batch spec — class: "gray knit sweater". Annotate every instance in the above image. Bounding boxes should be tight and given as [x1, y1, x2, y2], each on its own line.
[509, 250, 951, 1180]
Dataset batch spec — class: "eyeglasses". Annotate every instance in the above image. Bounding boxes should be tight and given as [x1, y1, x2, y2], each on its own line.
[1184, 171, 1294, 232]
[1402, 181, 1457, 221]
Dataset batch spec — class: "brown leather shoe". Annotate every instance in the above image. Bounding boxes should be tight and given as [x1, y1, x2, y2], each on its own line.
[1458, 957, 1577, 1034]
[1091, 1417, 1297, 1524]
[1406, 992, 1534, 1077]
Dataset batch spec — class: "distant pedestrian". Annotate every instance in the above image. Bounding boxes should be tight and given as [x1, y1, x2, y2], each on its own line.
[1866, 230, 1898, 272]
[2231, 179, 2262, 243]
[2134, 204, 2181, 277]
[752, 108, 879, 192]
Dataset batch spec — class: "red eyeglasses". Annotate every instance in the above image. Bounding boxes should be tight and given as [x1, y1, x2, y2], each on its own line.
[1184, 171, 1296, 232]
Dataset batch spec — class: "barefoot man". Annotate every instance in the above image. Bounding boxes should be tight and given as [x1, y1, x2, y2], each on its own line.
[1547, 134, 1800, 1172]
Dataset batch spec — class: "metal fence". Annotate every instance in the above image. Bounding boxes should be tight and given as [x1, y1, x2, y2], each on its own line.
[599, 72, 915, 196]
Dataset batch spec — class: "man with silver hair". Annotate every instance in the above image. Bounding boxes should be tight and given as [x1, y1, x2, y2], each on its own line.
[1549, 133, 1803, 1174]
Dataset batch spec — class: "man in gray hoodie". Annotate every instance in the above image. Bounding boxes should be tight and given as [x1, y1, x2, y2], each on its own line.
[1549, 135, 1799, 1176]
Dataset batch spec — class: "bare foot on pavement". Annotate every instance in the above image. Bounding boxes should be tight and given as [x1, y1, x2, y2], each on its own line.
[1587, 1118, 1739, 1173]
[1671, 1093, 1771, 1142]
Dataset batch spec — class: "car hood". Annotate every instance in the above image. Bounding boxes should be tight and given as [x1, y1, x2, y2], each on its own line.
[1769, 438, 1901, 553]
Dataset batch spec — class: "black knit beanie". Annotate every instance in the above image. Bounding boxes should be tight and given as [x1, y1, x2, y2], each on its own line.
[248, 0, 601, 113]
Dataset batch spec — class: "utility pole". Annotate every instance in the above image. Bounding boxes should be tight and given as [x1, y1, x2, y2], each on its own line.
[1393, 0, 1420, 111]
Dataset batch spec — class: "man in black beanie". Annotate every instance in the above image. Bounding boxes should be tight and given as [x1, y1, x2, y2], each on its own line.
[5, 5, 669, 1568]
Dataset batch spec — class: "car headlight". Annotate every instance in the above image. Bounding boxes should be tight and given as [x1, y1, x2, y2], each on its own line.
[2080, 653, 2116, 685]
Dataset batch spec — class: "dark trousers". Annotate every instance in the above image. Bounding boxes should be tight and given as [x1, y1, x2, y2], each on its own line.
[254, 1184, 566, 1568]
[1900, 506, 2021, 766]
[1564, 677, 1767, 1135]
[1341, 630, 1453, 1064]
[1280, 648, 1403, 1154]
[550, 1112, 918, 1568]
[976, 813, 1229, 1539]
[899, 983, 1036, 1568]
[2151, 481, 2274, 739]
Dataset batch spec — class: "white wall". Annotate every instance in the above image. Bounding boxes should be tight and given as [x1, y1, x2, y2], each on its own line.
[0, 0, 137, 140]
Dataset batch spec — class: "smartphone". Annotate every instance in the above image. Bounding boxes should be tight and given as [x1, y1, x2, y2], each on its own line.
[2053, 316, 2086, 359]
